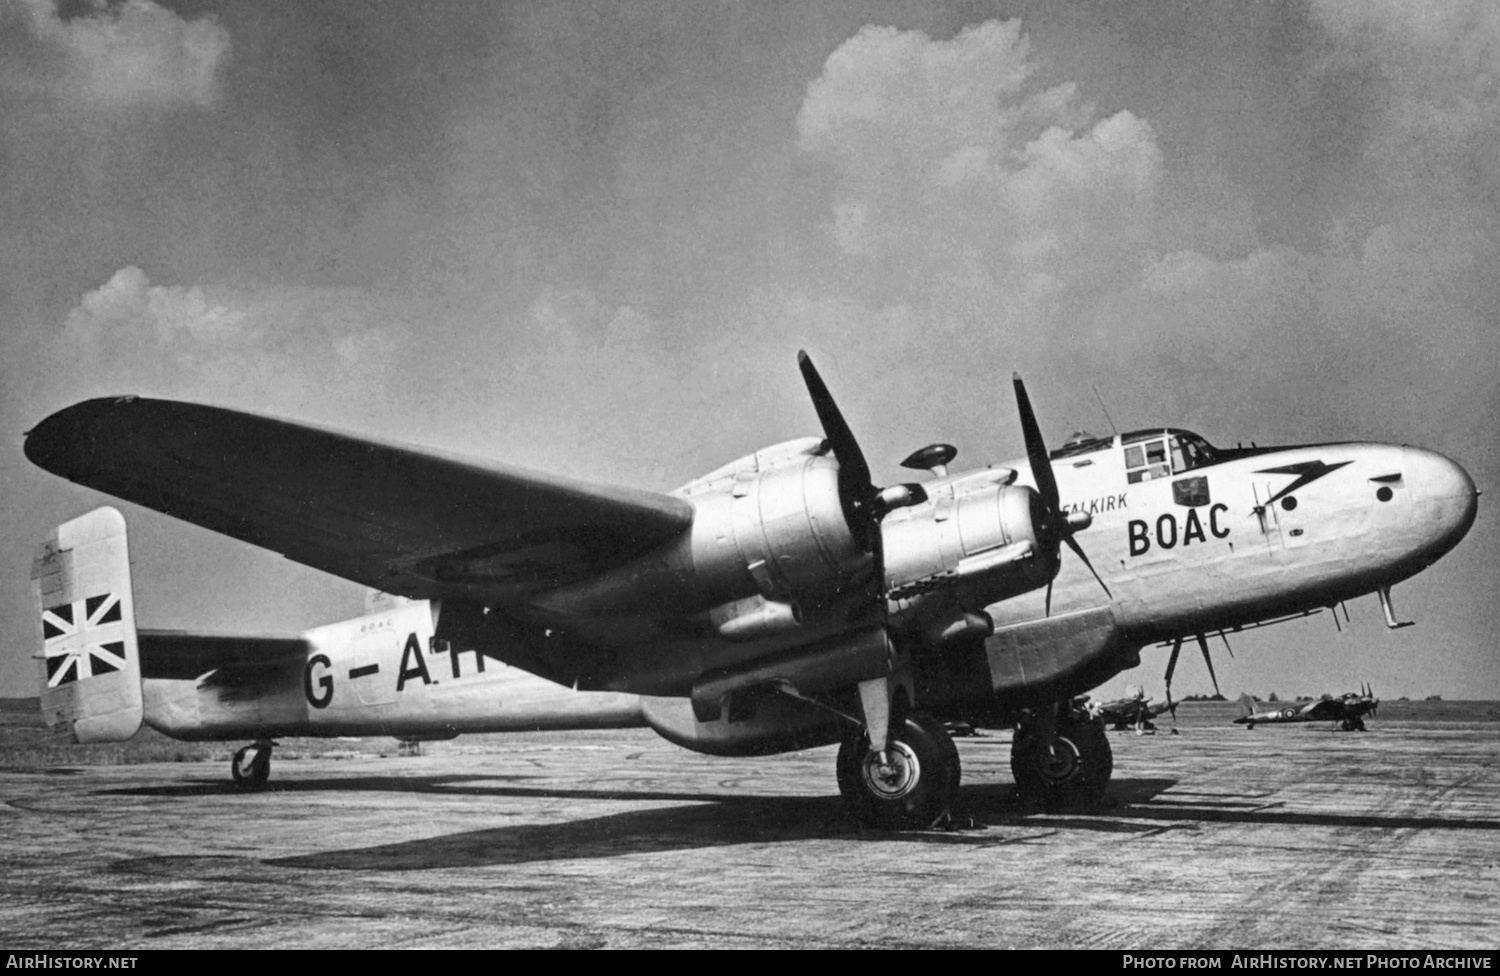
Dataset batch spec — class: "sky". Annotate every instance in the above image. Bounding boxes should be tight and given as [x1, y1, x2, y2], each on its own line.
[1, 0, 1496, 702]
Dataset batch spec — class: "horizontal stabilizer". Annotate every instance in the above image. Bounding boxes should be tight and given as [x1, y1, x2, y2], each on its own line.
[138, 632, 310, 680]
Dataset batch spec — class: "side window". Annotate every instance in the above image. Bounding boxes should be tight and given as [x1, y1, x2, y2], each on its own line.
[1126, 439, 1170, 484]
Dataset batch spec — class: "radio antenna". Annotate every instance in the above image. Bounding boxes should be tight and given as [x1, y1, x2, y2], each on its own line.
[1092, 383, 1119, 437]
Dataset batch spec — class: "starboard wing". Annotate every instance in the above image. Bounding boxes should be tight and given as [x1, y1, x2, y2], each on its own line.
[25, 397, 695, 603]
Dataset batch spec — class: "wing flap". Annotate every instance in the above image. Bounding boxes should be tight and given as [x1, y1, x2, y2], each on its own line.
[26, 397, 695, 601]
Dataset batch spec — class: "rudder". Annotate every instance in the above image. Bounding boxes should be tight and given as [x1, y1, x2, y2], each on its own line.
[31, 507, 143, 743]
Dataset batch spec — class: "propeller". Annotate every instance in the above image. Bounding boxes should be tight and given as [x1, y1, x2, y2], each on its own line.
[1012, 373, 1112, 613]
[798, 352, 925, 612]
[796, 356, 1110, 623]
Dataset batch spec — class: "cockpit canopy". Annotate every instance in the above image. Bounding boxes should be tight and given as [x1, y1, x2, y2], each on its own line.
[1050, 428, 1223, 483]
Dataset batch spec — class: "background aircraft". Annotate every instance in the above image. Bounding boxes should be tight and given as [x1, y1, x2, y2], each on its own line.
[25, 353, 1476, 829]
[1234, 687, 1380, 731]
[1086, 685, 1177, 733]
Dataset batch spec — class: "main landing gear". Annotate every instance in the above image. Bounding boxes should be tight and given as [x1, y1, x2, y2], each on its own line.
[1010, 703, 1112, 810]
[836, 712, 960, 830]
[230, 740, 273, 789]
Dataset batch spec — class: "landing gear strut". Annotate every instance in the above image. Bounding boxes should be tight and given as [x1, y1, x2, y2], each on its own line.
[1011, 703, 1112, 810]
[231, 741, 273, 789]
[837, 712, 960, 830]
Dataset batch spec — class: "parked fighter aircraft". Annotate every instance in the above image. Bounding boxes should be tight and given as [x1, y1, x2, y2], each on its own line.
[1087, 686, 1177, 733]
[1234, 687, 1379, 731]
[24, 353, 1477, 828]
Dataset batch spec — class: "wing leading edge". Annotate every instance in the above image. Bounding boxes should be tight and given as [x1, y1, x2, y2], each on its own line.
[25, 397, 695, 602]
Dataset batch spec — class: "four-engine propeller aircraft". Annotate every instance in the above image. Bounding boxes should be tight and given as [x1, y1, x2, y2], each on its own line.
[1234, 686, 1380, 731]
[24, 352, 1477, 828]
[1087, 686, 1177, 733]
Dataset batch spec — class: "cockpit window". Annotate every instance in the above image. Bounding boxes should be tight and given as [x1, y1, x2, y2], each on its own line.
[1171, 432, 1219, 472]
[1123, 430, 1220, 483]
[1125, 439, 1170, 483]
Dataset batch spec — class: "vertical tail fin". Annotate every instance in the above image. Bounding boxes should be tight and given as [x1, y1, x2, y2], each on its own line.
[1236, 692, 1256, 719]
[31, 507, 143, 743]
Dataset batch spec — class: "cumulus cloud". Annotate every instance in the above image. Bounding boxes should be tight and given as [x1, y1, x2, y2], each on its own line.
[55, 266, 414, 423]
[65, 265, 252, 346]
[797, 20, 1162, 299]
[1123, 1, 1499, 388]
[6, 0, 229, 110]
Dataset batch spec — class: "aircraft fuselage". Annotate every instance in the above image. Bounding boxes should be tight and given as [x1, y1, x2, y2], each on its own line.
[998, 433, 1476, 646]
[526, 428, 1476, 720]
[142, 600, 647, 741]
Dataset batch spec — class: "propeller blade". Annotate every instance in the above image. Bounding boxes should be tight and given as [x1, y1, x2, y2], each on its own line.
[798, 351, 875, 549]
[1195, 632, 1221, 698]
[1013, 372, 1058, 510]
[1064, 535, 1112, 599]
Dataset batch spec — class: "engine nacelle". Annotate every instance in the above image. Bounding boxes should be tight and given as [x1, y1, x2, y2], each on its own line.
[536, 438, 873, 630]
[677, 438, 871, 637]
[883, 474, 1055, 630]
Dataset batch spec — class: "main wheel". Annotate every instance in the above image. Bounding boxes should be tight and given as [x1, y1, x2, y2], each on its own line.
[836, 712, 960, 830]
[1011, 711, 1112, 810]
[231, 744, 271, 789]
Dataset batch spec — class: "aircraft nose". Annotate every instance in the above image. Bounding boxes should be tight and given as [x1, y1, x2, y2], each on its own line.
[1402, 447, 1479, 557]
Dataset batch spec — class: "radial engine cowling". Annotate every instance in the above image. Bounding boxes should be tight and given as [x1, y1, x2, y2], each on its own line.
[883, 475, 1055, 621]
[727, 451, 867, 610]
[679, 438, 872, 639]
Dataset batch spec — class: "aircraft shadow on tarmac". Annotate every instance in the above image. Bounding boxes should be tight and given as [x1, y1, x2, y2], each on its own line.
[96, 771, 1500, 871]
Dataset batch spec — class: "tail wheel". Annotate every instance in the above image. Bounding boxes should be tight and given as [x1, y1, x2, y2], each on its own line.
[1011, 711, 1112, 810]
[231, 743, 272, 789]
[837, 712, 960, 830]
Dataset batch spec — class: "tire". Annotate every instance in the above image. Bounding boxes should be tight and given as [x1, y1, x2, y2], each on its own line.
[231, 744, 271, 789]
[1011, 712, 1113, 811]
[837, 712, 960, 830]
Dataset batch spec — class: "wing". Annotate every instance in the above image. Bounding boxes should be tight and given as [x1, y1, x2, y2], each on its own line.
[25, 397, 695, 603]
[1302, 699, 1345, 721]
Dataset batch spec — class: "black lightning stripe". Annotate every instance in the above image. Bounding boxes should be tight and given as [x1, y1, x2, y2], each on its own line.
[1252, 460, 1353, 512]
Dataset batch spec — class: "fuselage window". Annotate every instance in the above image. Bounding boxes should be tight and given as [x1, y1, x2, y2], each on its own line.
[1126, 439, 1170, 483]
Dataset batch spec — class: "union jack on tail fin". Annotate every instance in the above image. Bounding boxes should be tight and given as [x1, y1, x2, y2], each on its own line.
[30, 507, 143, 743]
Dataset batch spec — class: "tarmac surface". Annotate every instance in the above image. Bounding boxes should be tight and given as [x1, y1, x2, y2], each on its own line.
[0, 703, 1496, 949]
